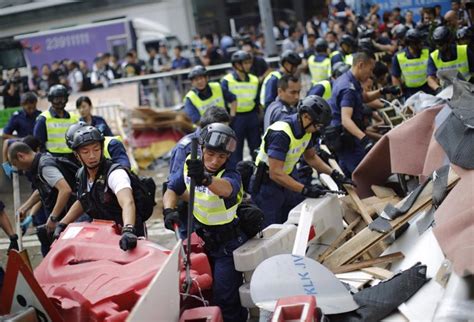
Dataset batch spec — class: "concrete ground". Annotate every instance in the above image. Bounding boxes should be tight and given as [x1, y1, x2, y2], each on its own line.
[0, 164, 176, 270]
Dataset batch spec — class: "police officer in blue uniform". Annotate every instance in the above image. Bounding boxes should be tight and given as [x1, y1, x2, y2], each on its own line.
[65, 122, 131, 169]
[330, 34, 358, 66]
[307, 38, 332, 83]
[163, 123, 248, 322]
[222, 50, 261, 164]
[261, 50, 302, 109]
[33, 84, 79, 159]
[252, 96, 350, 227]
[3, 92, 41, 140]
[307, 62, 350, 98]
[264, 74, 301, 131]
[76, 96, 114, 136]
[183, 66, 237, 124]
[329, 51, 400, 176]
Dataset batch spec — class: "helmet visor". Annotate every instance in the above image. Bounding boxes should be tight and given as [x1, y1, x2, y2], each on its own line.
[204, 131, 237, 153]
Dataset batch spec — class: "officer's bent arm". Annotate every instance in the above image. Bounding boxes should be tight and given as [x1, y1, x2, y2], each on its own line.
[303, 148, 333, 175]
[207, 177, 233, 198]
[50, 179, 72, 218]
[19, 190, 41, 217]
[391, 76, 402, 89]
[341, 107, 366, 140]
[59, 200, 84, 225]
[268, 157, 305, 193]
[115, 188, 136, 227]
[229, 100, 238, 118]
[163, 188, 179, 209]
[362, 88, 383, 103]
[0, 209, 15, 237]
[427, 75, 440, 91]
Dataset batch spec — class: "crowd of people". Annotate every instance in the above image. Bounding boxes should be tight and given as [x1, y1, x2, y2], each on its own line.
[2, 1, 474, 321]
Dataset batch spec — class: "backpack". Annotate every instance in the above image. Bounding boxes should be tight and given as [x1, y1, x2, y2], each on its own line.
[40, 155, 80, 192]
[108, 164, 157, 221]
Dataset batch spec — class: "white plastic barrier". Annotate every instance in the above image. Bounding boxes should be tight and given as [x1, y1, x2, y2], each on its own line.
[286, 195, 344, 259]
[233, 224, 297, 272]
[238, 282, 254, 308]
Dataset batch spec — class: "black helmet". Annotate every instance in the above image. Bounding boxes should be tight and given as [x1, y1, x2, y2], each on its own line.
[332, 62, 350, 79]
[297, 95, 332, 127]
[315, 38, 329, 52]
[280, 50, 302, 66]
[71, 125, 104, 150]
[392, 24, 408, 40]
[405, 28, 422, 45]
[358, 38, 376, 54]
[188, 65, 207, 80]
[432, 26, 453, 46]
[47, 84, 68, 102]
[65, 121, 88, 149]
[231, 50, 252, 64]
[340, 34, 357, 49]
[199, 123, 237, 154]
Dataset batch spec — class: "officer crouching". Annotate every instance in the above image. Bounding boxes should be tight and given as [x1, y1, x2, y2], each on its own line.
[53, 126, 143, 251]
[163, 123, 248, 322]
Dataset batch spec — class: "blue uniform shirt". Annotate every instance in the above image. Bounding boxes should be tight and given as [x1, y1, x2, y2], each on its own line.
[81, 115, 113, 136]
[427, 44, 474, 76]
[263, 73, 280, 108]
[184, 84, 237, 124]
[107, 138, 131, 168]
[329, 70, 364, 126]
[167, 156, 242, 209]
[330, 51, 345, 65]
[264, 113, 316, 162]
[221, 71, 260, 112]
[3, 109, 41, 137]
[263, 97, 297, 131]
[168, 131, 200, 178]
[33, 108, 75, 150]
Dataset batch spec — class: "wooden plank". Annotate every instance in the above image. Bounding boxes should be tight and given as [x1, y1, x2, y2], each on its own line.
[361, 267, 395, 280]
[331, 252, 405, 274]
[318, 217, 361, 262]
[371, 185, 397, 198]
[323, 169, 459, 269]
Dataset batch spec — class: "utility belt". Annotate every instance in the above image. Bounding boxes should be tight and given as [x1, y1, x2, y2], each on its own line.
[323, 120, 365, 154]
[252, 161, 271, 194]
[195, 219, 242, 251]
[236, 106, 258, 115]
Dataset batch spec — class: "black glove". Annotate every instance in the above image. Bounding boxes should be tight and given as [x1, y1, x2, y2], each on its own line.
[317, 149, 334, 164]
[163, 208, 181, 231]
[360, 135, 375, 153]
[119, 225, 137, 251]
[8, 234, 19, 252]
[434, 87, 443, 94]
[330, 170, 354, 187]
[186, 159, 212, 186]
[381, 86, 401, 96]
[301, 184, 327, 198]
[53, 223, 68, 240]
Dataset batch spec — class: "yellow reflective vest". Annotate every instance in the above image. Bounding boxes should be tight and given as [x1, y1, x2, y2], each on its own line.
[396, 48, 429, 88]
[223, 73, 259, 113]
[41, 110, 79, 154]
[430, 45, 470, 81]
[330, 51, 353, 65]
[184, 157, 242, 225]
[311, 80, 332, 100]
[260, 71, 282, 107]
[184, 82, 226, 116]
[308, 55, 331, 83]
[255, 121, 312, 174]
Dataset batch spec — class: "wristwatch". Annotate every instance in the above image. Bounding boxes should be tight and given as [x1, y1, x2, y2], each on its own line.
[49, 215, 60, 223]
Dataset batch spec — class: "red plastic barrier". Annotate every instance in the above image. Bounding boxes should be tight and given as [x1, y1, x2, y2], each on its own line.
[34, 221, 212, 321]
[272, 295, 318, 322]
[179, 306, 223, 322]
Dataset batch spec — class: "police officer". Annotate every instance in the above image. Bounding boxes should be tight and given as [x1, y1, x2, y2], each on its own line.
[329, 51, 400, 176]
[307, 62, 350, 100]
[53, 126, 143, 251]
[391, 29, 433, 99]
[222, 50, 261, 164]
[76, 96, 113, 136]
[253, 96, 350, 227]
[260, 50, 302, 109]
[330, 34, 357, 66]
[3, 92, 41, 140]
[8, 142, 77, 243]
[65, 122, 132, 169]
[427, 26, 474, 92]
[33, 84, 79, 159]
[183, 66, 237, 124]
[264, 74, 301, 131]
[163, 123, 247, 322]
[308, 38, 331, 84]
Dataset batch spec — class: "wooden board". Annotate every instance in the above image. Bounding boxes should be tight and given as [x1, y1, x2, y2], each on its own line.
[371, 185, 397, 198]
[323, 169, 459, 269]
[361, 267, 395, 280]
[331, 252, 404, 274]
